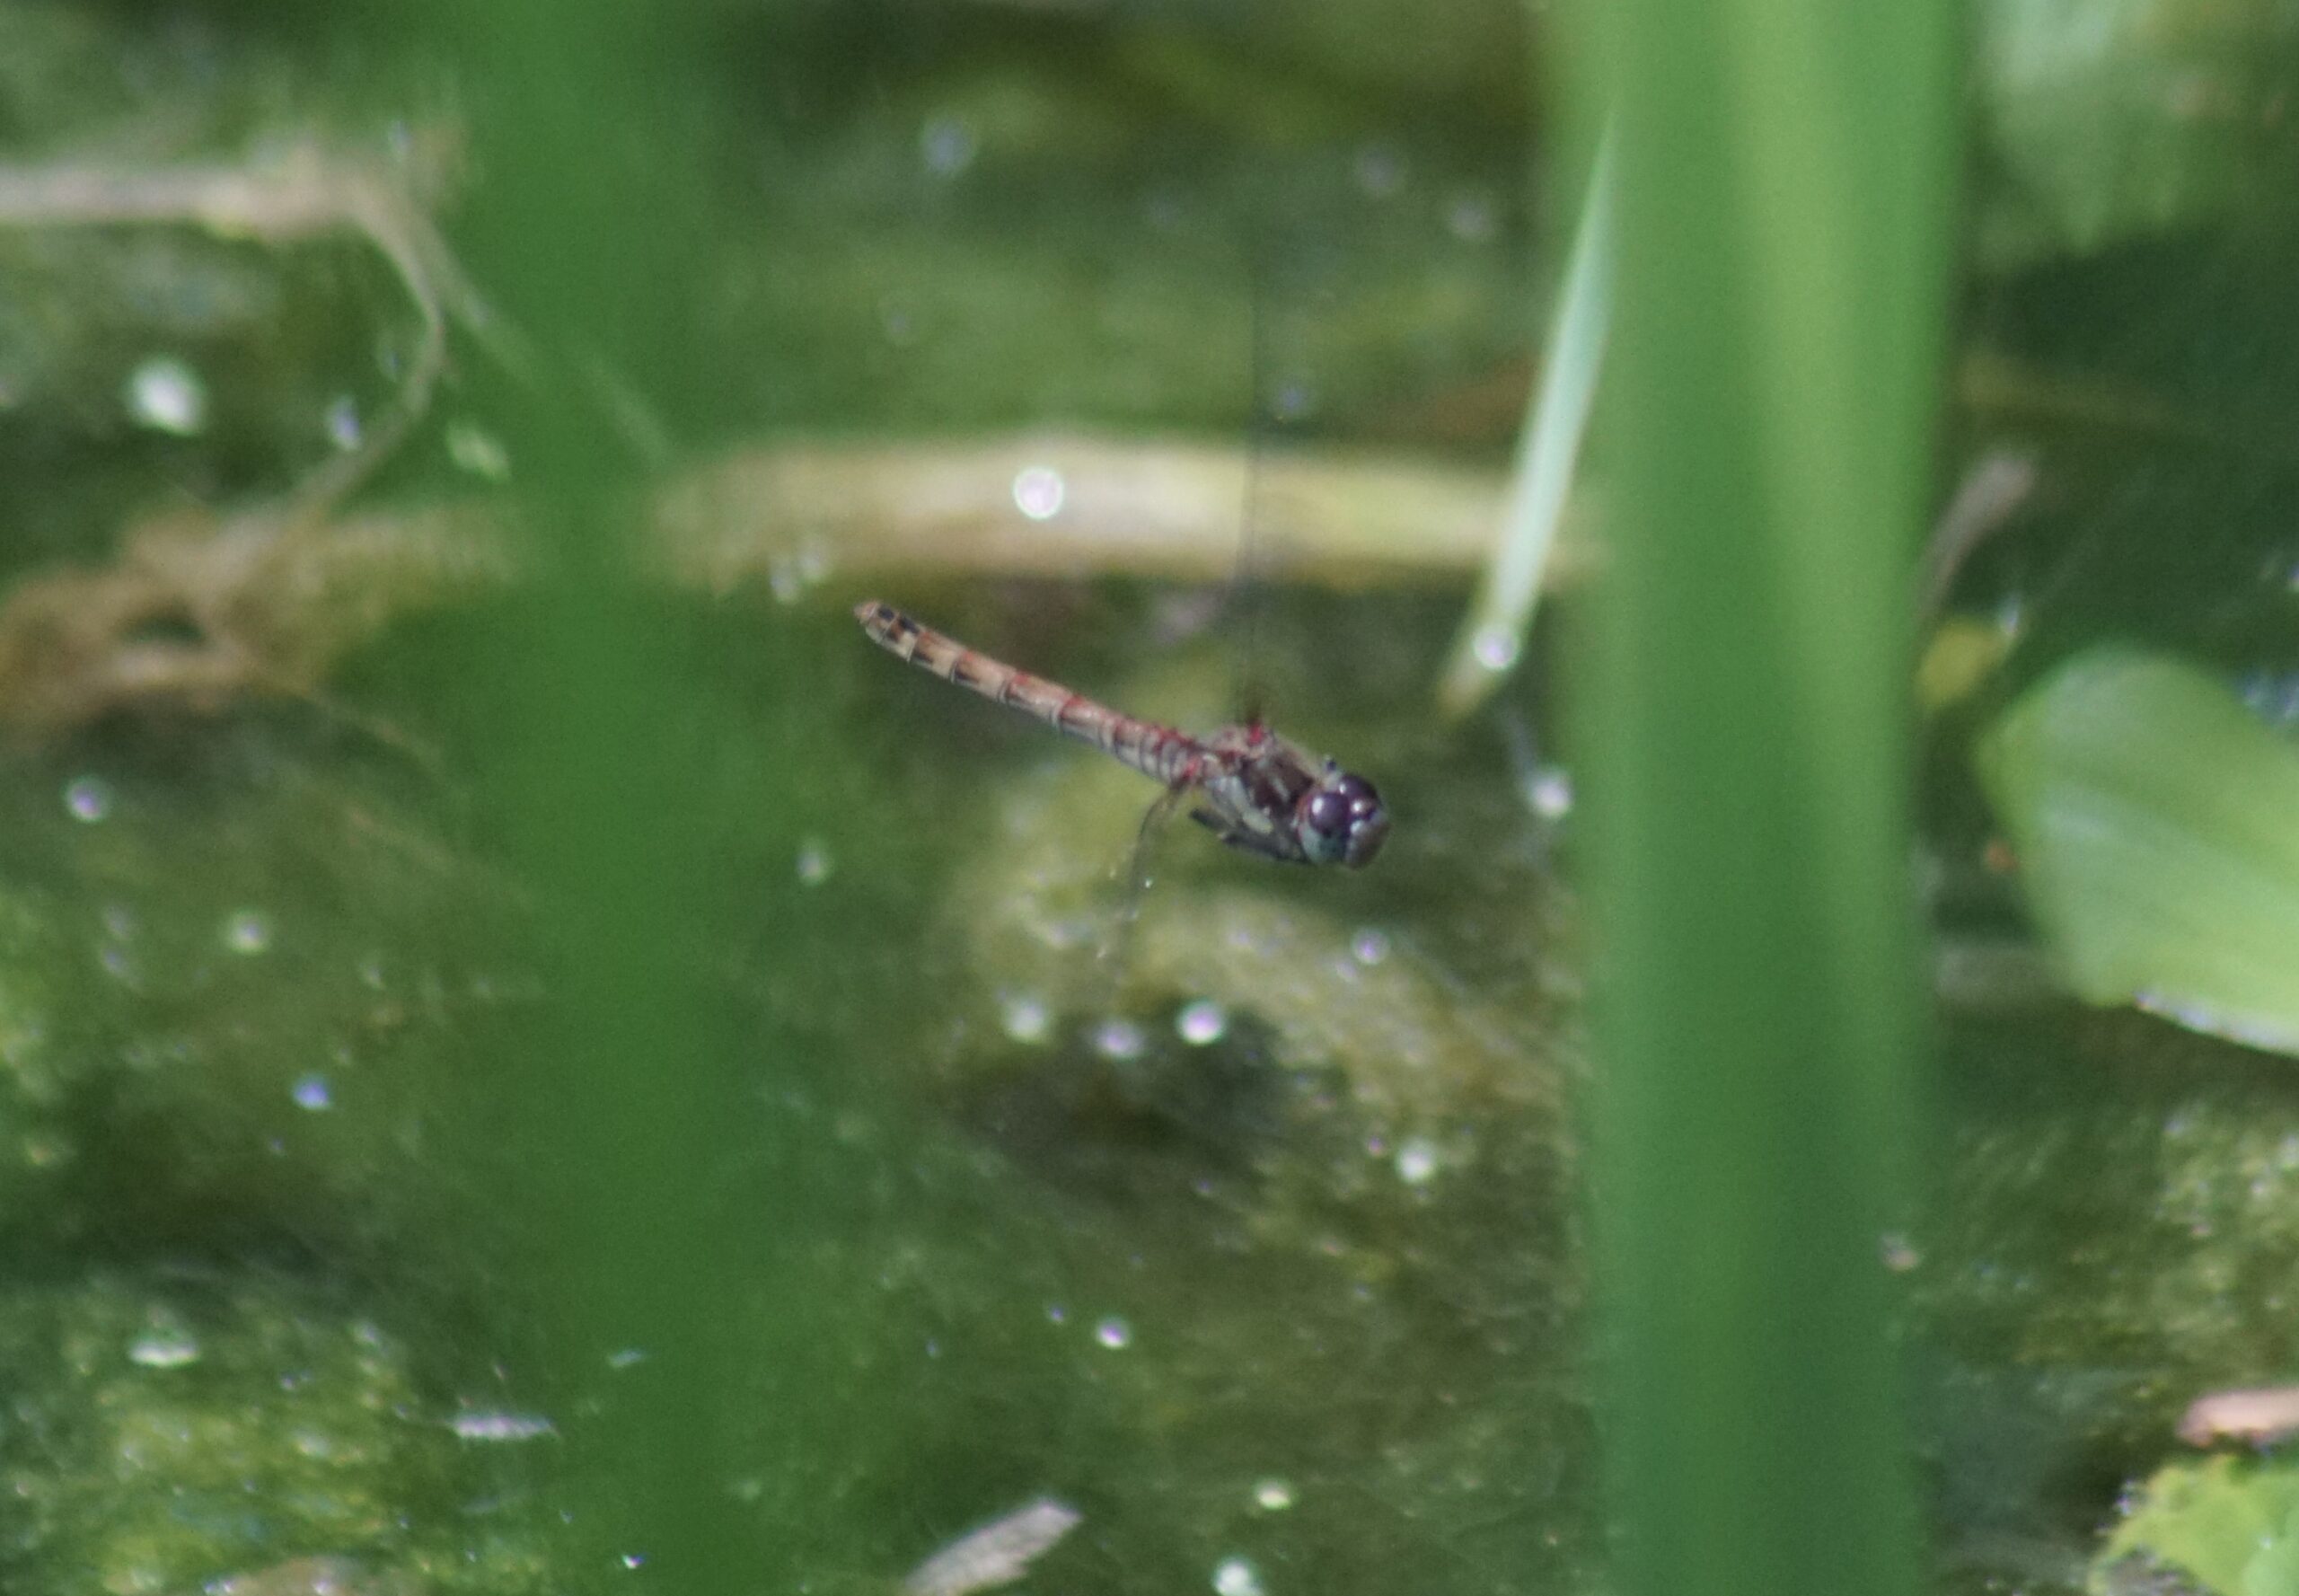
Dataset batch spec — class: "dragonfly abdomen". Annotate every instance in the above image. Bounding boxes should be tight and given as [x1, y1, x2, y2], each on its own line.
[856, 601, 1197, 787]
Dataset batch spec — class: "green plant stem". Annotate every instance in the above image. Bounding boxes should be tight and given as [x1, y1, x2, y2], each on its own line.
[1582, 2, 1957, 1592]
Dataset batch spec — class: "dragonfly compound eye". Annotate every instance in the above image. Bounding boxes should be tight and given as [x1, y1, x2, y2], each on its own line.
[1299, 772, 1390, 868]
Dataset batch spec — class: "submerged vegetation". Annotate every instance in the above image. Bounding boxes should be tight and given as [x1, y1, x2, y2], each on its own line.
[0, 0, 2294, 1592]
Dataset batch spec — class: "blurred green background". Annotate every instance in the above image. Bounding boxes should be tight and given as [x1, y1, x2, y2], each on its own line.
[0, 1, 2297, 1592]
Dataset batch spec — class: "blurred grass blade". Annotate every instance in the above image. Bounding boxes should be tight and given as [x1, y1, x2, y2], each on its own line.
[1979, 648, 2299, 1054]
[1437, 122, 1613, 719]
[1585, 1, 1956, 1594]
[439, 2, 752, 1588]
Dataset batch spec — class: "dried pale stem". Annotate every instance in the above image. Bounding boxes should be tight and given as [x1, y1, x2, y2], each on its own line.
[0, 429, 1556, 732]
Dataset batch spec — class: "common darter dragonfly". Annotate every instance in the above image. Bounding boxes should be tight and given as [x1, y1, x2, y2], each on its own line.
[855, 599, 1389, 869]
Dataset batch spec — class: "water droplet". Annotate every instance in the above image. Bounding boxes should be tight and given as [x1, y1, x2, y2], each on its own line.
[1471, 623, 1522, 673]
[128, 1324, 200, 1369]
[1094, 1316, 1132, 1350]
[1271, 381, 1317, 422]
[920, 116, 978, 176]
[448, 1409, 557, 1442]
[445, 420, 512, 481]
[1528, 765, 1574, 821]
[1013, 465, 1066, 521]
[1253, 1478, 1296, 1512]
[63, 777, 111, 823]
[1395, 1137, 1440, 1186]
[1212, 1556, 1265, 1596]
[1044, 1302, 1068, 1325]
[795, 838, 834, 886]
[879, 295, 919, 346]
[291, 1074, 332, 1112]
[1351, 928, 1391, 966]
[1353, 142, 1406, 198]
[222, 911, 273, 956]
[124, 356, 207, 436]
[324, 394, 364, 450]
[1092, 1018, 1145, 1062]
[768, 556, 807, 605]
[608, 1347, 648, 1370]
[1000, 994, 1053, 1045]
[1176, 1000, 1227, 1045]
[621, 1553, 647, 1571]
[1880, 1233, 1921, 1273]
[1447, 192, 1498, 242]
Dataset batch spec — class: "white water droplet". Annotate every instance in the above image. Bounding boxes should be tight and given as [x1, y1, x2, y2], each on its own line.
[1013, 466, 1065, 521]
[1395, 1137, 1440, 1186]
[1176, 1000, 1227, 1045]
[64, 777, 111, 823]
[1212, 1556, 1265, 1596]
[1471, 623, 1522, 673]
[1092, 1019, 1145, 1061]
[125, 357, 207, 436]
[1094, 1316, 1132, 1350]
[1351, 928, 1391, 966]
[291, 1074, 333, 1112]
[324, 395, 364, 450]
[449, 1409, 557, 1442]
[1528, 765, 1574, 821]
[445, 420, 512, 481]
[1447, 192, 1498, 242]
[1354, 143, 1406, 198]
[1000, 994, 1053, 1045]
[920, 116, 978, 176]
[1253, 1478, 1296, 1512]
[223, 911, 273, 956]
[795, 838, 835, 886]
[128, 1325, 201, 1369]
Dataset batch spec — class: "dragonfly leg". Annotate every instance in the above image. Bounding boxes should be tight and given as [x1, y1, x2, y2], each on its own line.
[1121, 783, 1194, 906]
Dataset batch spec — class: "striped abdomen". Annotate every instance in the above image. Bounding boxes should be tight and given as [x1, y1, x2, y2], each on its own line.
[855, 601, 1197, 786]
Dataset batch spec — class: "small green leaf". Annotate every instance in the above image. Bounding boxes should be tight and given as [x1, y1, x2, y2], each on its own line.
[2092, 1454, 2299, 1595]
[1978, 648, 2299, 1055]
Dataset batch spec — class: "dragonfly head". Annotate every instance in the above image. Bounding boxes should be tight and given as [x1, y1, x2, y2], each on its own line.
[1297, 763, 1389, 868]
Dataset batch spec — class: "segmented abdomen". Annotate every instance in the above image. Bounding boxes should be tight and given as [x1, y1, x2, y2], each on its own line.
[855, 601, 1196, 785]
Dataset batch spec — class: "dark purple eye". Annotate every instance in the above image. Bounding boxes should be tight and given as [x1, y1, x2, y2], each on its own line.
[1298, 772, 1389, 868]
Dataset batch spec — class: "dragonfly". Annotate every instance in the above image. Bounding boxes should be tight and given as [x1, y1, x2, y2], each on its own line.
[855, 599, 1389, 869]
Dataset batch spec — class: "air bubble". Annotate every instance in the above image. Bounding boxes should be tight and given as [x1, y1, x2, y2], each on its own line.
[1528, 766, 1574, 821]
[1471, 623, 1522, 673]
[1013, 466, 1066, 521]
[128, 1324, 201, 1370]
[324, 395, 364, 450]
[1395, 1137, 1440, 1186]
[795, 839, 835, 886]
[1447, 193, 1498, 242]
[1000, 994, 1053, 1045]
[1354, 143, 1406, 198]
[449, 1410, 557, 1442]
[1092, 1019, 1145, 1061]
[446, 420, 512, 481]
[920, 116, 979, 176]
[64, 777, 111, 823]
[1176, 1000, 1227, 1045]
[223, 911, 274, 956]
[124, 356, 207, 436]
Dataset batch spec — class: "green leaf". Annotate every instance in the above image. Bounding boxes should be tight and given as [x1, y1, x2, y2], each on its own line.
[1979, 648, 2299, 1055]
